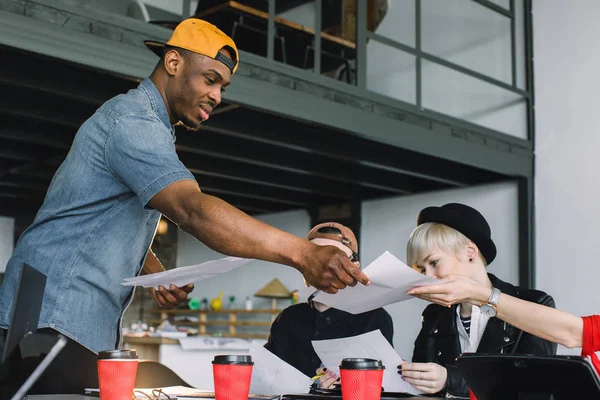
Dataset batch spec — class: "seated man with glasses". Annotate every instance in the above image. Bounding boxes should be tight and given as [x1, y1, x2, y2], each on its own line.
[264, 222, 394, 388]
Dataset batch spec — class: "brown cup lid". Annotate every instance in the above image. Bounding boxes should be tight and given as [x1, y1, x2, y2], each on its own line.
[212, 355, 253, 365]
[339, 358, 384, 370]
[98, 350, 138, 360]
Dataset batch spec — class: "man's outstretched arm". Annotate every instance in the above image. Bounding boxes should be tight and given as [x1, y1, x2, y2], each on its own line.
[149, 179, 370, 294]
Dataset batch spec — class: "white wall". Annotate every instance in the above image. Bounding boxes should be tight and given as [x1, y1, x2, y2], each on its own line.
[361, 181, 519, 360]
[533, 0, 600, 355]
[0, 217, 14, 273]
[177, 209, 310, 311]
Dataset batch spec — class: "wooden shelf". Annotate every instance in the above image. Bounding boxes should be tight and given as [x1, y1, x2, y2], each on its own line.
[149, 309, 283, 314]
[148, 308, 281, 338]
[123, 336, 179, 345]
[148, 320, 272, 327]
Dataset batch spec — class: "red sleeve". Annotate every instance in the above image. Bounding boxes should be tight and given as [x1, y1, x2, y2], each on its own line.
[581, 315, 600, 375]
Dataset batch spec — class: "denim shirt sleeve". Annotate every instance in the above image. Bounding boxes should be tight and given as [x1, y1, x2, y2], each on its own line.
[104, 114, 196, 207]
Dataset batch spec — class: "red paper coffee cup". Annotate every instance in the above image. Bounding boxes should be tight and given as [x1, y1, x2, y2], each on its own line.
[212, 355, 254, 400]
[469, 387, 478, 400]
[339, 358, 385, 400]
[97, 349, 138, 400]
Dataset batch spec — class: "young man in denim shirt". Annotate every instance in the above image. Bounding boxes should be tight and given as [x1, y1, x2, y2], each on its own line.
[0, 19, 369, 395]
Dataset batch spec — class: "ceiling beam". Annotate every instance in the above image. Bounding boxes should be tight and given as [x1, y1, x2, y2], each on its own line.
[177, 134, 439, 194]
[0, 85, 92, 128]
[0, 175, 50, 192]
[203, 109, 505, 186]
[0, 125, 74, 150]
[193, 173, 329, 207]
[202, 190, 293, 214]
[0, 46, 136, 106]
[179, 152, 393, 200]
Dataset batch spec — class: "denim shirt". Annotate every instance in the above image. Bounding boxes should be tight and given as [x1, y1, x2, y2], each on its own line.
[0, 79, 195, 354]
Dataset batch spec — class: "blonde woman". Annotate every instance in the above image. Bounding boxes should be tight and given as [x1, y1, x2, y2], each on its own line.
[399, 203, 556, 398]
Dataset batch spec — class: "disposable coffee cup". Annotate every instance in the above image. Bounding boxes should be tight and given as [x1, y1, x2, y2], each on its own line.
[469, 387, 478, 400]
[97, 349, 138, 400]
[212, 355, 254, 400]
[339, 358, 385, 400]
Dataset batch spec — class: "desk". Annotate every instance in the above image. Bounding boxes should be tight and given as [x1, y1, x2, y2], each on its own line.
[28, 395, 445, 400]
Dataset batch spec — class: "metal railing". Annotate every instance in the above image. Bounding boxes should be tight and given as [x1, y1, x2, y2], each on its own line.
[251, 0, 534, 141]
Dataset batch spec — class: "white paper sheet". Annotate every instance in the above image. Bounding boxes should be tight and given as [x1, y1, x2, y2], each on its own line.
[298, 251, 439, 314]
[249, 341, 312, 395]
[122, 257, 253, 289]
[312, 330, 423, 395]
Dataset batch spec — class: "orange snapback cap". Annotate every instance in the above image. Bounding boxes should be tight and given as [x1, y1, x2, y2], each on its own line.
[144, 18, 239, 74]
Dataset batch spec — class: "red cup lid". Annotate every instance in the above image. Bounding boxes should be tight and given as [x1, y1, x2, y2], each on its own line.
[212, 355, 253, 365]
[98, 350, 138, 360]
[339, 358, 384, 370]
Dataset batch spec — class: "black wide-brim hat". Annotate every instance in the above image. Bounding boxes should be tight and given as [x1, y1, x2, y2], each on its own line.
[417, 203, 497, 265]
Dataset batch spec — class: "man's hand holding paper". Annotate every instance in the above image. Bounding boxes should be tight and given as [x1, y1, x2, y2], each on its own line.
[299, 251, 439, 314]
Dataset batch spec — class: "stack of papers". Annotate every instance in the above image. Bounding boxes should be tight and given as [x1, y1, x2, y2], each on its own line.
[298, 251, 439, 314]
[122, 257, 253, 289]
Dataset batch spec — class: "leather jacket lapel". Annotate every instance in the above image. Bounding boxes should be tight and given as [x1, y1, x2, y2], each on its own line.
[477, 317, 515, 353]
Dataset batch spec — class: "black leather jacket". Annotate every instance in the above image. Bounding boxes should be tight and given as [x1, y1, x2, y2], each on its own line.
[412, 274, 557, 398]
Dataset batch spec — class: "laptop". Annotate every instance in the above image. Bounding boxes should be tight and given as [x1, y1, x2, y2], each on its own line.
[456, 353, 600, 400]
[2, 263, 47, 364]
[0, 263, 67, 399]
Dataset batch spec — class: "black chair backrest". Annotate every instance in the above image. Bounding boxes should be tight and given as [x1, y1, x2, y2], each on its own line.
[135, 360, 192, 389]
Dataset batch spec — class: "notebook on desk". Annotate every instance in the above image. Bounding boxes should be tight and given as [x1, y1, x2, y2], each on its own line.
[456, 353, 600, 400]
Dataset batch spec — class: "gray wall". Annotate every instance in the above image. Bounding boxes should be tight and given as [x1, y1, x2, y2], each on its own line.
[533, 0, 600, 355]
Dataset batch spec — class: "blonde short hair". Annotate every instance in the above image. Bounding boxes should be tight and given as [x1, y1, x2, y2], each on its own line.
[406, 222, 487, 268]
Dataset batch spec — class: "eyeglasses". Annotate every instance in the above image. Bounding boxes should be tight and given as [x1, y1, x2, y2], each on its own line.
[133, 389, 172, 400]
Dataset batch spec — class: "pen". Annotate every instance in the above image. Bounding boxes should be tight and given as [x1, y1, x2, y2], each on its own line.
[312, 374, 324, 380]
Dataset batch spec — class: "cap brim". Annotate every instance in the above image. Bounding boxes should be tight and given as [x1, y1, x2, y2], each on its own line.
[144, 40, 166, 58]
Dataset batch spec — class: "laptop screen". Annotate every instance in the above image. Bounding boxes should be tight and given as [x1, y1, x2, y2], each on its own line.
[456, 353, 600, 400]
[1, 263, 47, 364]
